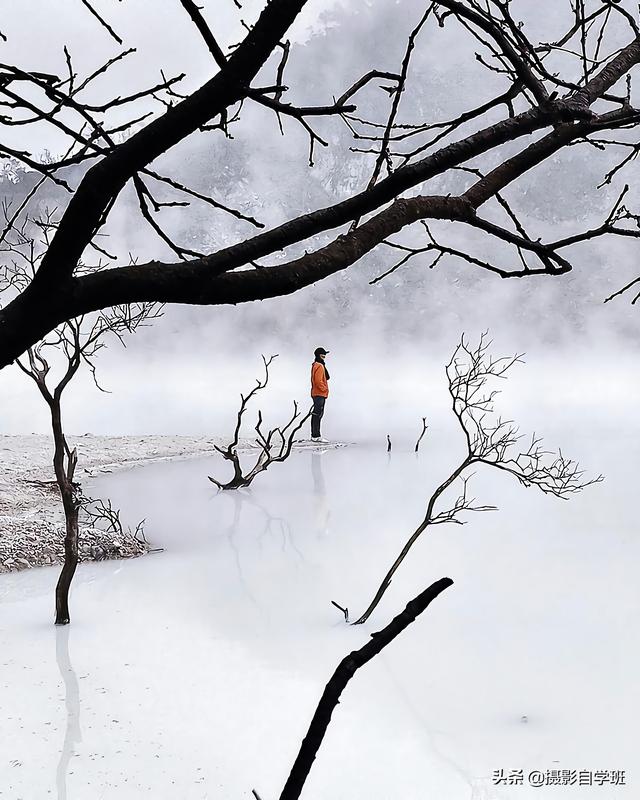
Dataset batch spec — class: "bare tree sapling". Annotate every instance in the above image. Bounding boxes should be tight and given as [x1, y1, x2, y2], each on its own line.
[209, 355, 311, 490]
[350, 334, 603, 625]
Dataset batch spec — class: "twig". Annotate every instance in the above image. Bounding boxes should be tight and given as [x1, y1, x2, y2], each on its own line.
[330, 600, 349, 622]
[79, 0, 123, 45]
[414, 417, 428, 453]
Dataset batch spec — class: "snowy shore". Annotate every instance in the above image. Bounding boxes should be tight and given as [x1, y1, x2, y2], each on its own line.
[0, 434, 224, 574]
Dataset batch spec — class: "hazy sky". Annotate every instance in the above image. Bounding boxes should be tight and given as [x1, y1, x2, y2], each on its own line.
[1, 1, 639, 436]
[0, 0, 347, 154]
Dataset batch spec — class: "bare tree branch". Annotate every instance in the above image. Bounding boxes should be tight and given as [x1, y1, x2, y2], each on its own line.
[350, 333, 602, 625]
[79, 0, 123, 45]
[415, 417, 428, 453]
[2, 2, 640, 367]
[208, 355, 311, 489]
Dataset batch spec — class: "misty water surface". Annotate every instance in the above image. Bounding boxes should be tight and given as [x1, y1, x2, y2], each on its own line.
[0, 436, 637, 799]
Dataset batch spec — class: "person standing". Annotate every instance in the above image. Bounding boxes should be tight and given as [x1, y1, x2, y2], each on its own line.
[310, 347, 330, 442]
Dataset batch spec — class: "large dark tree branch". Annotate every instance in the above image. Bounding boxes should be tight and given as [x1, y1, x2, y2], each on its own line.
[30, 0, 311, 288]
[276, 577, 454, 800]
[2, 4, 640, 367]
[434, 0, 549, 105]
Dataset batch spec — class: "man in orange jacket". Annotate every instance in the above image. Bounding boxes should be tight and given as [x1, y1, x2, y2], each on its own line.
[310, 347, 330, 442]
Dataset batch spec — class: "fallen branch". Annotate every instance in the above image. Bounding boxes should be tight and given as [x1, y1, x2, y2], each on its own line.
[278, 577, 453, 800]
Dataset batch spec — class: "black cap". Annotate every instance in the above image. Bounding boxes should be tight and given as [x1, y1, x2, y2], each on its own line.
[314, 347, 329, 356]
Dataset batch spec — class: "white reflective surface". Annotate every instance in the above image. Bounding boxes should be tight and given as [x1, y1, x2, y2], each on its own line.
[1, 434, 637, 799]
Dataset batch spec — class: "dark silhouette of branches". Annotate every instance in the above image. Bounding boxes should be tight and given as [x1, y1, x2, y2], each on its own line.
[208, 355, 311, 490]
[1, 1, 640, 366]
[79, 0, 123, 45]
[349, 333, 603, 625]
[274, 577, 453, 800]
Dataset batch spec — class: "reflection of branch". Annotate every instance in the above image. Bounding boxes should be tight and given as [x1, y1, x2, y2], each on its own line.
[278, 578, 453, 800]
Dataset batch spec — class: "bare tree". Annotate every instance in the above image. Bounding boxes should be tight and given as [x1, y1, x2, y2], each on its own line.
[209, 355, 311, 490]
[350, 334, 603, 625]
[6, 210, 158, 624]
[1, 1, 640, 367]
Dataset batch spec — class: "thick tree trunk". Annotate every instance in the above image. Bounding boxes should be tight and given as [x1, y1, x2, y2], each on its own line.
[55, 500, 79, 626]
[209, 452, 246, 490]
[49, 398, 81, 626]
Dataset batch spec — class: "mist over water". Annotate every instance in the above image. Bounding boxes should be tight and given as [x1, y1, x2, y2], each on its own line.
[2, 303, 638, 456]
[1, 437, 637, 798]
[1, 1, 639, 440]
[1, 2, 639, 797]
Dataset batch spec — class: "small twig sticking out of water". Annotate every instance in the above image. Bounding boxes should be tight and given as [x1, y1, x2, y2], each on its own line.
[252, 790, 263, 800]
[331, 600, 349, 622]
[386, 434, 392, 452]
[415, 417, 428, 453]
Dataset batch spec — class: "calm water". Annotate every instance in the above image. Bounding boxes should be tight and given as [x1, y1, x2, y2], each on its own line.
[0, 436, 637, 799]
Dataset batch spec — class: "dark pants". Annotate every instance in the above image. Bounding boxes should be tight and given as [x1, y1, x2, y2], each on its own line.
[311, 396, 326, 438]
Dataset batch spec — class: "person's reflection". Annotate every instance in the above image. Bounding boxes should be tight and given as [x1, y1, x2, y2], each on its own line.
[311, 452, 331, 538]
[55, 627, 81, 800]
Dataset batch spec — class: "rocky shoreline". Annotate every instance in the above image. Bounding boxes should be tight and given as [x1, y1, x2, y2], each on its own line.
[0, 434, 224, 574]
[0, 516, 148, 573]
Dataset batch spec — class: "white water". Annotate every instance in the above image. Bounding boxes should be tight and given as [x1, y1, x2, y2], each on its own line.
[0, 432, 637, 799]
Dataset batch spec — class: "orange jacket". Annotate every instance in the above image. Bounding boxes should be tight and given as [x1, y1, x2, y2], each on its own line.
[311, 361, 329, 398]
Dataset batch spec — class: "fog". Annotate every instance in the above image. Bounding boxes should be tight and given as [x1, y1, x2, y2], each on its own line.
[1, 2, 639, 438]
[1, 2, 639, 797]
[2, 305, 639, 445]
